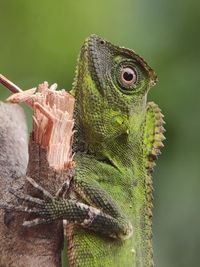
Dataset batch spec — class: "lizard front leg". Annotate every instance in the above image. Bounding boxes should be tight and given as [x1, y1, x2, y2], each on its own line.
[0, 176, 133, 240]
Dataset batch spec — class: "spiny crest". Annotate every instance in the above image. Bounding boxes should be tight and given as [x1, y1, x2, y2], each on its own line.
[143, 101, 165, 173]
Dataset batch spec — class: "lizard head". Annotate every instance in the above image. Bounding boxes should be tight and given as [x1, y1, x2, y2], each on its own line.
[71, 35, 157, 155]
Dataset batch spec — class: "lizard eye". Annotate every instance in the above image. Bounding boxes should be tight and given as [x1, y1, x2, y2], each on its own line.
[120, 67, 137, 87]
[116, 65, 138, 93]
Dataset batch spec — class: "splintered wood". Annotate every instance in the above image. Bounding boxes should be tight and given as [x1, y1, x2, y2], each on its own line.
[7, 82, 75, 171]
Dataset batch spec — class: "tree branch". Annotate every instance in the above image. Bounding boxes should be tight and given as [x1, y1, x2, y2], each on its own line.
[0, 78, 75, 267]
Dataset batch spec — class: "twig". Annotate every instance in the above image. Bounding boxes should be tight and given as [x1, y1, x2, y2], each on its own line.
[0, 74, 23, 93]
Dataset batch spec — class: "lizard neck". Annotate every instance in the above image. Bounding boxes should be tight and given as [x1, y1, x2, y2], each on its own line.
[74, 96, 147, 170]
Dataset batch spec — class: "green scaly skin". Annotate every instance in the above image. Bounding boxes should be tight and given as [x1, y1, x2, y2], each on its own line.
[1, 35, 165, 267]
[68, 35, 165, 267]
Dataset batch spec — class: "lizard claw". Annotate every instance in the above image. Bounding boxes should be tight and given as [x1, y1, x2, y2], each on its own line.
[0, 177, 59, 226]
[23, 217, 54, 227]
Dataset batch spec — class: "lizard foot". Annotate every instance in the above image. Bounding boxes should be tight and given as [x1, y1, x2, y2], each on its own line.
[0, 177, 60, 226]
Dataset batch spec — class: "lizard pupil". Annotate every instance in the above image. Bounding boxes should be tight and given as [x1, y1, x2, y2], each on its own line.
[120, 67, 137, 87]
[123, 71, 133, 81]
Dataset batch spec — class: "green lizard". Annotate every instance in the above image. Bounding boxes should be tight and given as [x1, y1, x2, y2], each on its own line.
[1, 35, 165, 267]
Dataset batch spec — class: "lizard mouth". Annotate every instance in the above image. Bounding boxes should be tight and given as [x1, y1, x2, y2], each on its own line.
[83, 35, 107, 93]
[80, 34, 100, 62]
[71, 35, 104, 96]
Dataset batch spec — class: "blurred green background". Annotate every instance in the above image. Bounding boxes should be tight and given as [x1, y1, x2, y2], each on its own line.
[0, 0, 199, 266]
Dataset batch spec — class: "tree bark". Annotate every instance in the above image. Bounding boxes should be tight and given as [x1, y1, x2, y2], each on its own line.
[0, 80, 75, 267]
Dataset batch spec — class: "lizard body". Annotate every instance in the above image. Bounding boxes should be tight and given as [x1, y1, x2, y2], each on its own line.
[67, 35, 164, 267]
[1, 35, 165, 267]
